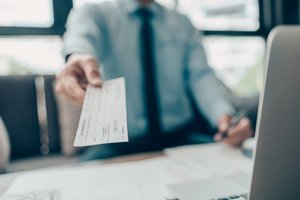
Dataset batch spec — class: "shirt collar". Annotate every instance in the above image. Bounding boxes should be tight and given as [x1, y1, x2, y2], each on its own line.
[124, 0, 164, 18]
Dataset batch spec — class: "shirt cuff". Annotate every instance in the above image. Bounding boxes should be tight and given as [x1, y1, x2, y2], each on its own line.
[62, 48, 99, 63]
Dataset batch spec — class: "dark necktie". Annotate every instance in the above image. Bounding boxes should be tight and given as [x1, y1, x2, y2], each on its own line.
[137, 8, 162, 140]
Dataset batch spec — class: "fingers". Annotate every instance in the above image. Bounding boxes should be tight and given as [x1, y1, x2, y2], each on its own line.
[227, 118, 252, 137]
[218, 115, 232, 132]
[55, 72, 85, 103]
[224, 118, 253, 146]
[56, 83, 84, 104]
[214, 133, 223, 142]
[55, 54, 102, 103]
[81, 58, 102, 87]
[214, 115, 232, 142]
[214, 117, 253, 146]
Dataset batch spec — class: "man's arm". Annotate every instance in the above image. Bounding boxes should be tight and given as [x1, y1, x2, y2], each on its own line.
[62, 4, 106, 61]
[184, 18, 253, 146]
[185, 25, 235, 127]
[56, 4, 106, 103]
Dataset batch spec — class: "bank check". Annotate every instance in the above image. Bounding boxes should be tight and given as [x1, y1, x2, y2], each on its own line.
[74, 77, 128, 147]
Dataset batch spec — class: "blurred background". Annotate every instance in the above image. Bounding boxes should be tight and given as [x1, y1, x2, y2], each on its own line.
[2, 0, 300, 96]
[0, 0, 299, 173]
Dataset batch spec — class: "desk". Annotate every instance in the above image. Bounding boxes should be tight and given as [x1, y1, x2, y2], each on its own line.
[0, 173, 16, 195]
[0, 144, 253, 199]
[0, 152, 163, 196]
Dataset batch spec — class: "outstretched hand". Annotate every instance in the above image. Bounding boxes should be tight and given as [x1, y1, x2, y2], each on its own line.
[55, 54, 102, 103]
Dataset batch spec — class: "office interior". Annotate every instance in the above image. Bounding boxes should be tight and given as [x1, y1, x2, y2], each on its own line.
[0, 0, 299, 198]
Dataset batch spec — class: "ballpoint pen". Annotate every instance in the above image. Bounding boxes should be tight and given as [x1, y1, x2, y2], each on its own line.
[220, 109, 247, 139]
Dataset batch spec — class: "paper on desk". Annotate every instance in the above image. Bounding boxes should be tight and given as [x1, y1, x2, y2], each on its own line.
[3, 157, 185, 200]
[74, 77, 128, 147]
[1, 190, 59, 200]
[3, 144, 253, 200]
[164, 143, 253, 179]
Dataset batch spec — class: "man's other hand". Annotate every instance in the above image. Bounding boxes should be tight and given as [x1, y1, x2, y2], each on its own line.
[214, 115, 253, 146]
[55, 54, 102, 103]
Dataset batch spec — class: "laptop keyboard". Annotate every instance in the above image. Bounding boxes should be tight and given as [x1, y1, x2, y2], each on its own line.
[209, 193, 249, 200]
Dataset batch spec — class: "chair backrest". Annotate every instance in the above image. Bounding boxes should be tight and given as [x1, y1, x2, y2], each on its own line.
[0, 75, 60, 160]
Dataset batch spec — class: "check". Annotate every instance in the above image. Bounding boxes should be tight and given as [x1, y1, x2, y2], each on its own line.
[74, 77, 128, 147]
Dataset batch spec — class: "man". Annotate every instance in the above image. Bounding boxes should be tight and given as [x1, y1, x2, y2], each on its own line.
[56, 0, 253, 159]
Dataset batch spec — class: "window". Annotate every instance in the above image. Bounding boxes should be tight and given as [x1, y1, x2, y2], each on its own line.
[155, 0, 264, 96]
[73, 0, 113, 8]
[203, 37, 265, 96]
[157, 0, 260, 31]
[0, 0, 54, 27]
[0, 37, 63, 75]
[0, 0, 67, 75]
[3, 0, 291, 98]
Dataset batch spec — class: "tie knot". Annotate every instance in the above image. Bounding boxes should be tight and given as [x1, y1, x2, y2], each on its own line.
[137, 7, 153, 19]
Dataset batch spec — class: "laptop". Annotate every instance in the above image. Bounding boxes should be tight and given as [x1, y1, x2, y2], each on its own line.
[168, 26, 300, 200]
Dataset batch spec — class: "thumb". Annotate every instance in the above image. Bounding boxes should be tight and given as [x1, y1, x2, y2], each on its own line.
[214, 115, 231, 142]
[82, 59, 102, 86]
[218, 115, 232, 132]
[214, 133, 222, 142]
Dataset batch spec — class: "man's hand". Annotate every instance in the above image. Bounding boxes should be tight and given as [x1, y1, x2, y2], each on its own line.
[214, 115, 253, 146]
[55, 54, 102, 103]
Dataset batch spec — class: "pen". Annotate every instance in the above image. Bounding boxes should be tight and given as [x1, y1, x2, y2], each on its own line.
[220, 109, 247, 139]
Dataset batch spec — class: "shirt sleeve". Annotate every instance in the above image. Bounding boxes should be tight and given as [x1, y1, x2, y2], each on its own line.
[184, 18, 236, 127]
[62, 4, 106, 63]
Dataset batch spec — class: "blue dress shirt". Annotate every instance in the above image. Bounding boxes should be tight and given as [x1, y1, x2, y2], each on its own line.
[62, 0, 236, 137]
